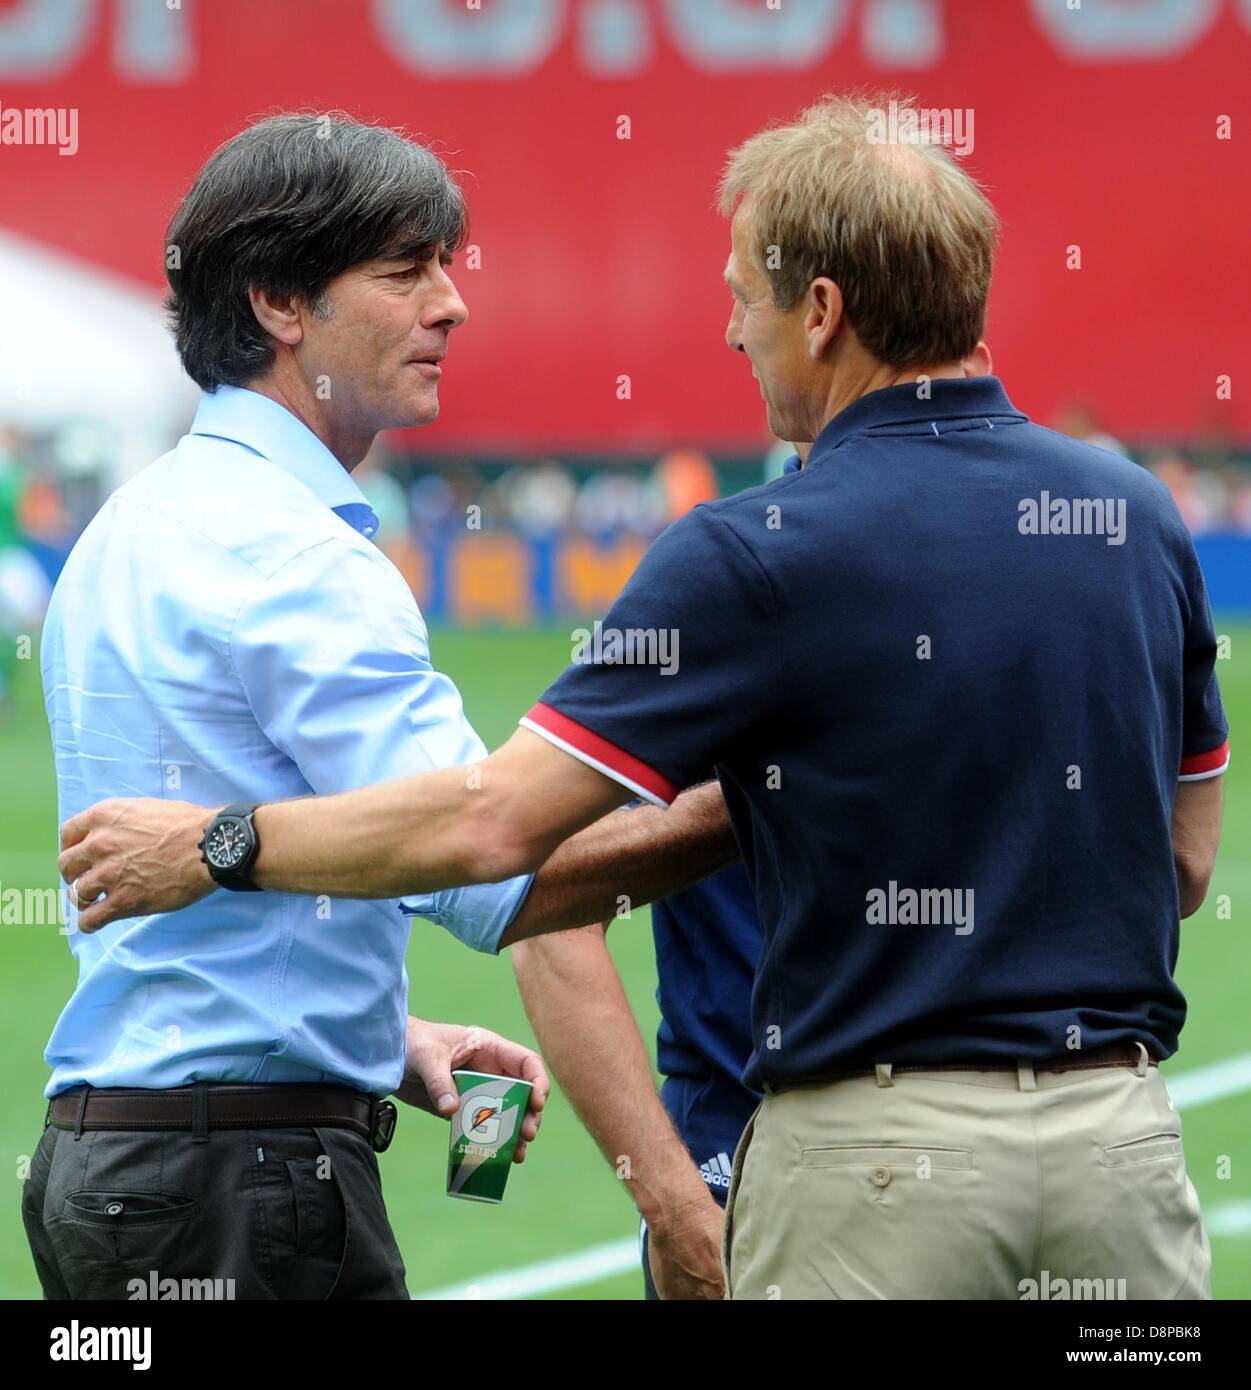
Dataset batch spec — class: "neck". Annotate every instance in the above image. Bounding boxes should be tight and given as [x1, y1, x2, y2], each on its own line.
[814, 357, 970, 441]
[244, 365, 374, 471]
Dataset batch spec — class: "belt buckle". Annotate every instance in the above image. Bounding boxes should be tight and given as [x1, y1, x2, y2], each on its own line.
[371, 1100, 397, 1153]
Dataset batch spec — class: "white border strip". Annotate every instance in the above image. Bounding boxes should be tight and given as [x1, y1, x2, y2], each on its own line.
[414, 1050, 1251, 1300]
[1179, 754, 1230, 782]
[519, 716, 669, 808]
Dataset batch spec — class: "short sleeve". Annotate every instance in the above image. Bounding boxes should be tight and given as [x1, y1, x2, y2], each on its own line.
[522, 505, 781, 805]
[1177, 540, 1229, 780]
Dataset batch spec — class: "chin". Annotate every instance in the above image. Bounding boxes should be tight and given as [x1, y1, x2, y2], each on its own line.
[389, 390, 440, 430]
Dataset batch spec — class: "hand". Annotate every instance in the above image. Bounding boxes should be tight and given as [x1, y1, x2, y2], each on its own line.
[647, 1190, 726, 1300]
[393, 1017, 550, 1162]
[58, 798, 217, 932]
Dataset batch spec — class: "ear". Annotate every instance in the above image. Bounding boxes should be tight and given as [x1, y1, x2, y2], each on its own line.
[248, 285, 305, 348]
[805, 278, 844, 359]
[963, 339, 993, 377]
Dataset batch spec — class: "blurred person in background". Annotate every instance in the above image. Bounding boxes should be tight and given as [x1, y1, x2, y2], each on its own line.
[655, 449, 718, 521]
[574, 467, 666, 536]
[1053, 400, 1129, 458]
[0, 430, 52, 714]
[497, 460, 577, 536]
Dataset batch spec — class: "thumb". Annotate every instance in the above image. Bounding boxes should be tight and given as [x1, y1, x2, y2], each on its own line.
[421, 1066, 458, 1117]
[407, 1036, 459, 1116]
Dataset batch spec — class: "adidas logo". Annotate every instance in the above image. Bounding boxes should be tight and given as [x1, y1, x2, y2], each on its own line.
[699, 1152, 733, 1189]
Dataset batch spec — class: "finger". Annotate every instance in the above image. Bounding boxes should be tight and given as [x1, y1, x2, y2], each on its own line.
[520, 1052, 550, 1108]
[58, 842, 95, 886]
[512, 1139, 527, 1164]
[77, 892, 126, 934]
[478, 1033, 550, 1106]
[71, 873, 106, 909]
[59, 809, 94, 852]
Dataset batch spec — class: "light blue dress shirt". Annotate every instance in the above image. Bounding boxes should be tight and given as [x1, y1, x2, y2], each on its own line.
[40, 386, 533, 1098]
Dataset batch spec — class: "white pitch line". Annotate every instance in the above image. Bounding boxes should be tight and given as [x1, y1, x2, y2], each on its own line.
[414, 1050, 1251, 1301]
[416, 1236, 639, 1301]
[1164, 1051, 1251, 1109]
[1207, 1201, 1251, 1238]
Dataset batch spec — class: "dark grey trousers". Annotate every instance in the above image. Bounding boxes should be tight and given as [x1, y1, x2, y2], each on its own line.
[22, 1114, 409, 1300]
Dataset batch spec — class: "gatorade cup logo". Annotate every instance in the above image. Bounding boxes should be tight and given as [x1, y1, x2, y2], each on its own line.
[460, 1094, 503, 1147]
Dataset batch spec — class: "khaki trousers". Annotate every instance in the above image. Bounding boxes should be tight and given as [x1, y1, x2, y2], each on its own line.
[724, 1052, 1211, 1300]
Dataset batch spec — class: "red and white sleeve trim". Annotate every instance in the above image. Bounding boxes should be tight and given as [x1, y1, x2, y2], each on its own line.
[520, 702, 680, 808]
[1179, 739, 1229, 781]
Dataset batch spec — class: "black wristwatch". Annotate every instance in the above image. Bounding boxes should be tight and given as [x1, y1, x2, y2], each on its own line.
[198, 803, 262, 892]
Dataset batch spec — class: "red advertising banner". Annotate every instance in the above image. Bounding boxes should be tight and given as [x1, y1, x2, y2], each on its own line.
[0, 0, 1247, 449]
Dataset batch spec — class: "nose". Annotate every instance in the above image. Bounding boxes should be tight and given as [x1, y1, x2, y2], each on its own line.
[428, 265, 469, 330]
[725, 302, 745, 353]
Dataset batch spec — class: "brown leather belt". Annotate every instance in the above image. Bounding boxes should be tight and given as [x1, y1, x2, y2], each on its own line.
[771, 1041, 1157, 1091]
[46, 1083, 398, 1153]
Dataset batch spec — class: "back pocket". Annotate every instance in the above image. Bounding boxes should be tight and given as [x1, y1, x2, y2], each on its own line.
[63, 1190, 198, 1228]
[1100, 1134, 1183, 1168]
[801, 1146, 972, 1172]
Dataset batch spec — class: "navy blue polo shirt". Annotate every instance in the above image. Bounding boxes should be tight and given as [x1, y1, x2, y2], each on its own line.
[652, 860, 761, 1201]
[524, 377, 1229, 1090]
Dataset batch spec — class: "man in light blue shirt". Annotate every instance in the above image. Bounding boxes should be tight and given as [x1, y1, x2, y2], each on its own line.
[25, 113, 561, 1302]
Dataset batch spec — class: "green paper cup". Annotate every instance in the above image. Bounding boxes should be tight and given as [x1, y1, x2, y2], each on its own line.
[446, 1070, 533, 1204]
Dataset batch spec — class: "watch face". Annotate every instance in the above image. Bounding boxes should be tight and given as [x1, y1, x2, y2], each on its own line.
[206, 818, 250, 870]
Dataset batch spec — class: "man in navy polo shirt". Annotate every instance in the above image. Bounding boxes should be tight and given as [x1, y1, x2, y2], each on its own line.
[65, 95, 1227, 1299]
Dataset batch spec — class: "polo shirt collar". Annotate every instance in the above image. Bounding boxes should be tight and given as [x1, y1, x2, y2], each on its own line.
[189, 385, 373, 517]
[808, 376, 1026, 464]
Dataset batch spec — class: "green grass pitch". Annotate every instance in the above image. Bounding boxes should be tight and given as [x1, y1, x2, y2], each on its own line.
[1, 623, 1247, 1299]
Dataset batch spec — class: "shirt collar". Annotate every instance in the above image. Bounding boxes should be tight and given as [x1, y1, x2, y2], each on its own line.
[808, 376, 1027, 465]
[189, 386, 377, 528]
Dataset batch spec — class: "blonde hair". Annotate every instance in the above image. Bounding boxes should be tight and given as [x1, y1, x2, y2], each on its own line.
[719, 93, 998, 367]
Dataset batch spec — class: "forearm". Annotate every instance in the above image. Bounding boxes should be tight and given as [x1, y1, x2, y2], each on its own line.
[252, 765, 507, 898]
[511, 925, 709, 1225]
[500, 781, 739, 947]
[245, 728, 633, 900]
